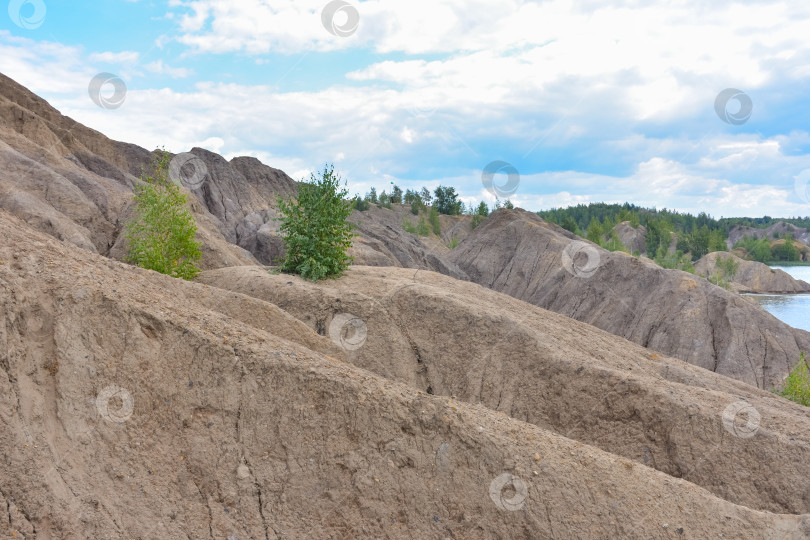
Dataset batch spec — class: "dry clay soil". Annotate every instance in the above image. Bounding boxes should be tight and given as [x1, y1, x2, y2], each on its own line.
[1, 210, 810, 539]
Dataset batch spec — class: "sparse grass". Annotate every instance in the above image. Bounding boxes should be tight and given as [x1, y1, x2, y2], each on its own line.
[448, 237, 459, 249]
[776, 352, 810, 406]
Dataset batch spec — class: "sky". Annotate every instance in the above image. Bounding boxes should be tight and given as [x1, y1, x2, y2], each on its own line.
[2, 0, 810, 217]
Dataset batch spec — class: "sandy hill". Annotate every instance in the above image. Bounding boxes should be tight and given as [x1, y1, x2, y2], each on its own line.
[3, 211, 810, 538]
[445, 208, 810, 389]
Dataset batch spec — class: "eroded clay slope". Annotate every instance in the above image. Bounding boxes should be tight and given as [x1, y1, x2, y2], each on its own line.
[444, 208, 810, 389]
[198, 264, 810, 516]
[2, 213, 809, 538]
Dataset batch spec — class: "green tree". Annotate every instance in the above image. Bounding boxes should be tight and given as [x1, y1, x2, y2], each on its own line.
[410, 197, 425, 215]
[125, 150, 202, 280]
[561, 216, 578, 234]
[708, 229, 726, 252]
[365, 187, 378, 204]
[420, 187, 433, 205]
[586, 217, 604, 245]
[709, 255, 739, 289]
[353, 196, 370, 211]
[378, 191, 392, 209]
[391, 184, 403, 204]
[772, 234, 800, 261]
[471, 201, 490, 229]
[688, 225, 711, 260]
[277, 164, 354, 281]
[433, 185, 463, 215]
[404, 189, 420, 204]
[734, 236, 772, 262]
[495, 199, 515, 210]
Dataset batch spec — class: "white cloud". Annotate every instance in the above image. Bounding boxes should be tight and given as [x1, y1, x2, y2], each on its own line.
[88, 51, 140, 64]
[4, 1, 810, 219]
[144, 60, 193, 78]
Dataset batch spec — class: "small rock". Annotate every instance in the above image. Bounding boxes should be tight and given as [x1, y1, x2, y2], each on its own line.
[236, 465, 250, 479]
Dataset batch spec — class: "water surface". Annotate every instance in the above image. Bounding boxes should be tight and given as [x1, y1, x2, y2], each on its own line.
[747, 265, 810, 332]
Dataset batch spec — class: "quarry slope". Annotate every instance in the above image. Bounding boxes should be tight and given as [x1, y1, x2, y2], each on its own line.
[2, 212, 810, 538]
[444, 208, 810, 389]
[200, 264, 810, 516]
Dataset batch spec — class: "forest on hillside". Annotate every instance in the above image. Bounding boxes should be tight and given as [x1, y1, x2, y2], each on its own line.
[537, 202, 810, 266]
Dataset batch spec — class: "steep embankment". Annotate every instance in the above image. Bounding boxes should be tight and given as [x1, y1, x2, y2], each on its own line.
[444, 209, 810, 389]
[0, 72, 256, 269]
[5, 211, 810, 537]
[199, 263, 810, 515]
[695, 252, 810, 293]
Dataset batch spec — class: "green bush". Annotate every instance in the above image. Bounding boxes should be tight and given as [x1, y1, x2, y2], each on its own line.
[777, 353, 810, 406]
[404, 215, 430, 236]
[353, 196, 370, 211]
[448, 237, 459, 249]
[277, 164, 354, 281]
[125, 150, 202, 280]
[429, 207, 441, 235]
[417, 215, 430, 236]
[403, 217, 417, 234]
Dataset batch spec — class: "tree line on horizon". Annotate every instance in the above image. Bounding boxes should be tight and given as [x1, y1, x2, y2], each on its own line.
[353, 184, 514, 233]
[538, 202, 809, 265]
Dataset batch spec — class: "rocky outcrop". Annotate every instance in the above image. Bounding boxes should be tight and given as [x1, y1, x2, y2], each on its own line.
[0, 72, 474, 272]
[445, 209, 810, 389]
[695, 252, 810, 293]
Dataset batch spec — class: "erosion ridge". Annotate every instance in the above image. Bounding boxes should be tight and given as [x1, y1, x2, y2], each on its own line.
[2, 208, 810, 538]
[445, 208, 810, 389]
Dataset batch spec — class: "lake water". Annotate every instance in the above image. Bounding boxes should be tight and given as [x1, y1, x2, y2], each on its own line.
[748, 266, 810, 332]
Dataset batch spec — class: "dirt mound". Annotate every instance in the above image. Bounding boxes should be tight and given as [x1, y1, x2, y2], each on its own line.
[695, 252, 810, 293]
[444, 209, 810, 389]
[5, 212, 810, 537]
